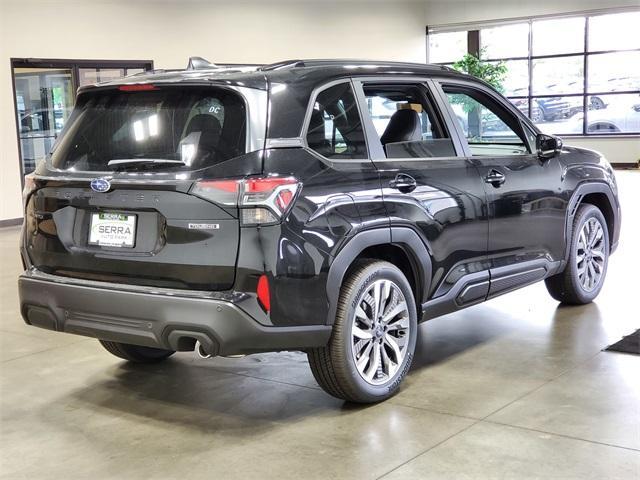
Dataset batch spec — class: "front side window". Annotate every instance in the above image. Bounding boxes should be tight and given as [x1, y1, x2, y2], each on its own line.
[364, 83, 456, 158]
[443, 86, 530, 156]
[51, 86, 246, 171]
[305, 82, 367, 159]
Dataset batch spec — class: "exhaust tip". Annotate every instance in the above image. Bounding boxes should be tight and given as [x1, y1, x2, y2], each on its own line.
[195, 340, 213, 359]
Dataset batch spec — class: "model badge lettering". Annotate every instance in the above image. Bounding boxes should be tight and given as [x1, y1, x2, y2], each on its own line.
[90, 178, 111, 193]
[188, 223, 220, 230]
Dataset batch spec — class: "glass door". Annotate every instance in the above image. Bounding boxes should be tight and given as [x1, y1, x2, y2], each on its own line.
[11, 59, 153, 178]
[14, 68, 75, 175]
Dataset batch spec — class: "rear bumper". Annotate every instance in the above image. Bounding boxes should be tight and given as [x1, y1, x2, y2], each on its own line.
[19, 272, 331, 356]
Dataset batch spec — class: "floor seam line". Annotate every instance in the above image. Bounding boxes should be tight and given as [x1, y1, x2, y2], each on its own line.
[481, 419, 640, 453]
[388, 400, 481, 421]
[375, 419, 482, 479]
[480, 350, 605, 421]
[2, 338, 92, 364]
[203, 366, 323, 391]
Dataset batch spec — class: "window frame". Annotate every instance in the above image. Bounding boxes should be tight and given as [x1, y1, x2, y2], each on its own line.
[426, 7, 640, 138]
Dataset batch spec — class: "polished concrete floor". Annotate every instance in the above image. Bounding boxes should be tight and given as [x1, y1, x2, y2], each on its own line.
[1, 171, 639, 479]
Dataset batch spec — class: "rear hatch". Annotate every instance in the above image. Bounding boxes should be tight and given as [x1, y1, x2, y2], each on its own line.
[24, 83, 264, 290]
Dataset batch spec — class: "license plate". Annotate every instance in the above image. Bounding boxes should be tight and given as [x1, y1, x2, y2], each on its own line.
[89, 212, 136, 248]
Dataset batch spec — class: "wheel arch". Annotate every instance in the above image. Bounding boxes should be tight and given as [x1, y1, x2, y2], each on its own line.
[325, 227, 432, 325]
[565, 182, 619, 259]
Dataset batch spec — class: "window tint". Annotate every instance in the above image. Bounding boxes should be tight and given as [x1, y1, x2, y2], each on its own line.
[306, 82, 367, 159]
[364, 84, 456, 159]
[51, 87, 246, 171]
[444, 87, 530, 156]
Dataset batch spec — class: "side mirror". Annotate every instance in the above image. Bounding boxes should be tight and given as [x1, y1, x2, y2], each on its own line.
[536, 133, 562, 160]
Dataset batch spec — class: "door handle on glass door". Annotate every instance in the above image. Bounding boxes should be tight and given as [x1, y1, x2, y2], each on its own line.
[389, 173, 417, 193]
[484, 169, 506, 187]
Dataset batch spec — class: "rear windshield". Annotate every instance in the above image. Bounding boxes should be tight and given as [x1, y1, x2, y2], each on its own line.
[50, 86, 246, 171]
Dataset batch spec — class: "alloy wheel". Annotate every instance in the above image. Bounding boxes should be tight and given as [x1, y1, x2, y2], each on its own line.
[576, 217, 606, 292]
[350, 279, 410, 386]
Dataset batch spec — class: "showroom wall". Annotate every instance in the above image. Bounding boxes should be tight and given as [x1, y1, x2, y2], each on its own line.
[0, 0, 638, 221]
[0, 0, 427, 221]
[423, 0, 640, 167]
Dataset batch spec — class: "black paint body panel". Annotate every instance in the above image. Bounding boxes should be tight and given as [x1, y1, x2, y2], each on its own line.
[19, 61, 622, 351]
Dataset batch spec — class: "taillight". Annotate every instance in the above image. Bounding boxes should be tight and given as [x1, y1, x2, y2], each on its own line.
[190, 176, 300, 226]
[190, 179, 241, 206]
[22, 174, 37, 206]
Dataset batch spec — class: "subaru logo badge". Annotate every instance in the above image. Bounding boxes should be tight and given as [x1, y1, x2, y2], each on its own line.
[90, 178, 111, 193]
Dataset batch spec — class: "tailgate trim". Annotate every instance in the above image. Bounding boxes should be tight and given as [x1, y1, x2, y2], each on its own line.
[22, 269, 244, 302]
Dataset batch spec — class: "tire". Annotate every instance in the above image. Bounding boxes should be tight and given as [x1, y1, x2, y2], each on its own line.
[307, 260, 418, 403]
[99, 340, 175, 363]
[545, 204, 609, 305]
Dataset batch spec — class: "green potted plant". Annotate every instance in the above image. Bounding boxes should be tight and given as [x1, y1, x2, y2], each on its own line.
[451, 49, 507, 138]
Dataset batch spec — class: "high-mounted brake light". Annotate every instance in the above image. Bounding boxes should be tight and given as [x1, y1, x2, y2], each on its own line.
[118, 84, 157, 92]
[190, 176, 300, 226]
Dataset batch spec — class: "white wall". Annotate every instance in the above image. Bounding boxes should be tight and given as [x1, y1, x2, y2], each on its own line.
[1, 0, 638, 220]
[0, 0, 427, 221]
[424, 0, 640, 166]
[424, 0, 640, 26]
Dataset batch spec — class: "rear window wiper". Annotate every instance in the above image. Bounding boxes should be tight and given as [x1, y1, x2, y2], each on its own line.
[107, 159, 186, 170]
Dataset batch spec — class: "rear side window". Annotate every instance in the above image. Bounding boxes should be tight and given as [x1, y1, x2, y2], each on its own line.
[50, 87, 246, 171]
[305, 82, 367, 159]
[363, 83, 456, 159]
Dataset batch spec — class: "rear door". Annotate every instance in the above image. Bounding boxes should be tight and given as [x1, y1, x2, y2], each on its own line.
[435, 79, 566, 294]
[24, 84, 264, 291]
[354, 79, 489, 303]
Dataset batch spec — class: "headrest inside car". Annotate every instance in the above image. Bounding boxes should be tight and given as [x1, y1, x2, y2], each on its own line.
[380, 109, 422, 146]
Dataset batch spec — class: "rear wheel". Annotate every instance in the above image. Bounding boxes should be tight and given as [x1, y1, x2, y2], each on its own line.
[99, 340, 175, 363]
[545, 204, 609, 304]
[308, 260, 417, 403]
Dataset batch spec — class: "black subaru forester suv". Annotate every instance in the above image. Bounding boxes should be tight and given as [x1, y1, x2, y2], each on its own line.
[19, 58, 621, 403]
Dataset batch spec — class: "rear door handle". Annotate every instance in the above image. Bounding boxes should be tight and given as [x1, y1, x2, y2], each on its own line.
[389, 173, 417, 193]
[484, 169, 506, 187]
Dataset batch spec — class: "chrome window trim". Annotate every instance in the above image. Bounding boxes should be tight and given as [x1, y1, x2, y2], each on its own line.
[265, 137, 304, 149]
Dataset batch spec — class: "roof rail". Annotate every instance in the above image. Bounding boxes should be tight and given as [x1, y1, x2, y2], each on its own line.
[187, 56, 218, 70]
[260, 59, 451, 72]
[261, 60, 305, 71]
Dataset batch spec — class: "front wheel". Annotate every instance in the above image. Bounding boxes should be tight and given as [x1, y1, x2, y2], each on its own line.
[545, 204, 609, 304]
[308, 260, 417, 403]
